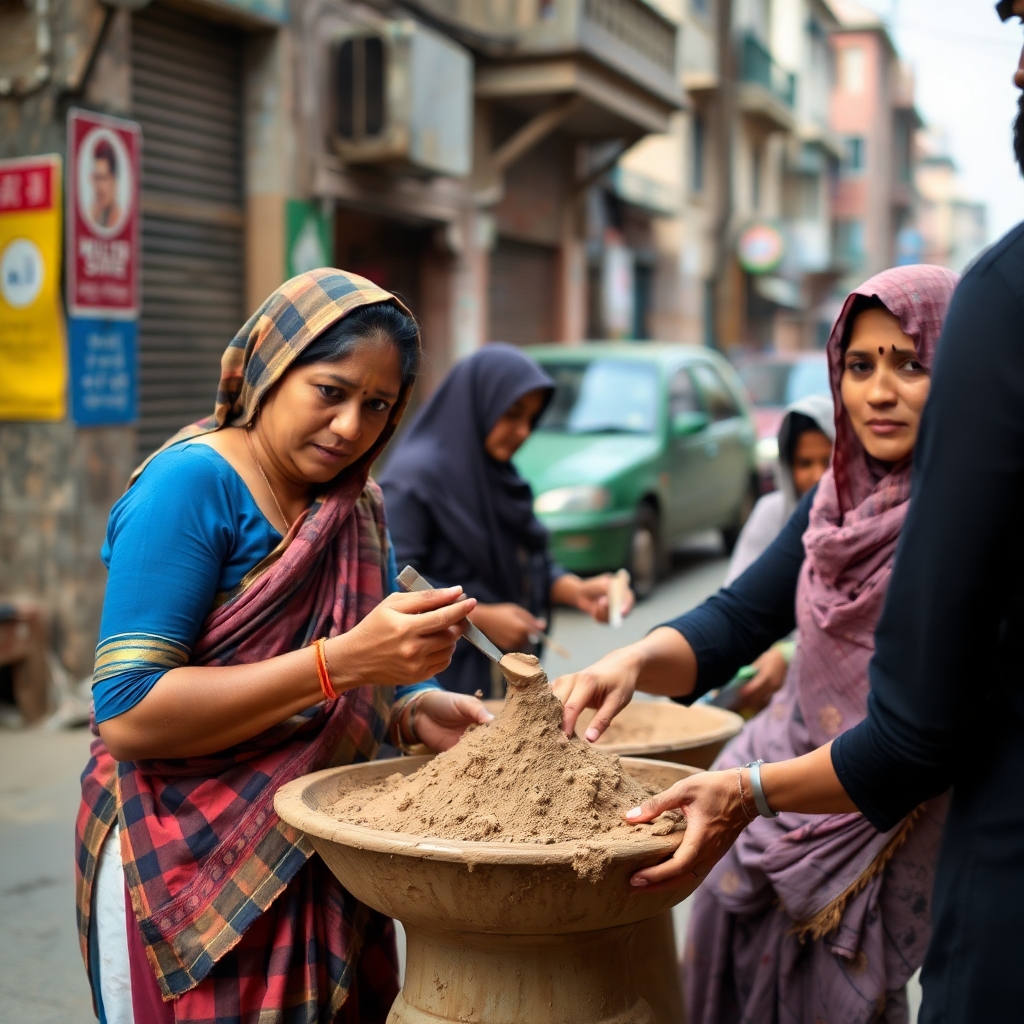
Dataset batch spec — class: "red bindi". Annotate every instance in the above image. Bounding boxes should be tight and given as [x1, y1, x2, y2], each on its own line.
[878, 347, 884, 355]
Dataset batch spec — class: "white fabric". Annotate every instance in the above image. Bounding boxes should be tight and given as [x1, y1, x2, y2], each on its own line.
[94, 824, 134, 1024]
[725, 491, 789, 585]
[726, 393, 836, 586]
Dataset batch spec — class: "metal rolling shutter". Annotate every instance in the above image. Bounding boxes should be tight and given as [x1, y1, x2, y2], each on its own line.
[131, 4, 245, 459]
[488, 238, 557, 346]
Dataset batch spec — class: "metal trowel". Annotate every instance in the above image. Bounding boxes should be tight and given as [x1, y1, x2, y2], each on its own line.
[397, 565, 504, 664]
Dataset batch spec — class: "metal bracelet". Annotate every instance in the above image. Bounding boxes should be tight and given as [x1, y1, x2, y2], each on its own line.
[745, 760, 779, 819]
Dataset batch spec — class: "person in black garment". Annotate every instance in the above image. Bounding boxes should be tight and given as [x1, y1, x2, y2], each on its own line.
[379, 343, 633, 696]
[554, 5, 1024, 1021]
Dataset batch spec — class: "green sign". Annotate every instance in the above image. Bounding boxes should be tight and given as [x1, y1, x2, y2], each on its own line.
[286, 200, 334, 278]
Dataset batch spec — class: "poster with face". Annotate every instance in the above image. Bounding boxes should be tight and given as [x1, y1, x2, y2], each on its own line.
[66, 109, 141, 317]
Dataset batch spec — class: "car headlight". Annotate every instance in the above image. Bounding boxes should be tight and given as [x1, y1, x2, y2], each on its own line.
[756, 436, 779, 467]
[533, 485, 611, 515]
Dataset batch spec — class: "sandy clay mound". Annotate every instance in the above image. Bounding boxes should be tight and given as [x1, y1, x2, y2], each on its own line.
[330, 653, 684, 880]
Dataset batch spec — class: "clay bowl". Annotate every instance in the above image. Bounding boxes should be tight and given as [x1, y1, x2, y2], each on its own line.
[484, 697, 743, 770]
[276, 756, 701, 1024]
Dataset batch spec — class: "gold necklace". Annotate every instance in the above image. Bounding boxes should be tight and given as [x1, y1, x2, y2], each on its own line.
[245, 428, 292, 533]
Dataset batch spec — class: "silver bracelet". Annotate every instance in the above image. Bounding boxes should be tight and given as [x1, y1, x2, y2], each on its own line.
[745, 760, 779, 819]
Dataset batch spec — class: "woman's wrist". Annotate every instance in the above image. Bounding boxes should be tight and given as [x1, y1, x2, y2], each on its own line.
[632, 627, 697, 698]
[324, 633, 362, 693]
[551, 573, 583, 607]
[735, 767, 757, 823]
[395, 690, 429, 751]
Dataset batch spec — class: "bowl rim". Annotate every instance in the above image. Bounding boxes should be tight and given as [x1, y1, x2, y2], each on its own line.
[274, 755, 699, 868]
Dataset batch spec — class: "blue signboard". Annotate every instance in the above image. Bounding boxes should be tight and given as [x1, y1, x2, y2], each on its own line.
[68, 317, 137, 425]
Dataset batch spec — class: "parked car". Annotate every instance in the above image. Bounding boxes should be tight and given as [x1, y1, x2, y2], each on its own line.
[733, 352, 832, 489]
[514, 344, 758, 598]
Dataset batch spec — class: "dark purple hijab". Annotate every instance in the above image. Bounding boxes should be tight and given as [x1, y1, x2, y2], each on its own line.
[377, 343, 554, 604]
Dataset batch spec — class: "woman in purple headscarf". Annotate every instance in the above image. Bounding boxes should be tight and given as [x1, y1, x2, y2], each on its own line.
[553, 265, 958, 1022]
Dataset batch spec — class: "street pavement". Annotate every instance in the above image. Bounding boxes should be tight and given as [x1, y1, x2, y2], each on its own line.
[0, 538, 919, 1021]
[0, 727, 95, 1023]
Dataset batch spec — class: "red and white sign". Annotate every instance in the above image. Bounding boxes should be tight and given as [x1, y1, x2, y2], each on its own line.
[0, 160, 55, 214]
[67, 108, 141, 318]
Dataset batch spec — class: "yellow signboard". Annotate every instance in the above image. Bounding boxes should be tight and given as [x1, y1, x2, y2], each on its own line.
[0, 154, 67, 420]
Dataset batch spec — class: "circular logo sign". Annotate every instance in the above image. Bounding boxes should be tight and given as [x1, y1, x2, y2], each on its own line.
[1, 238, 45, 309]
[737, 223, 785, 275]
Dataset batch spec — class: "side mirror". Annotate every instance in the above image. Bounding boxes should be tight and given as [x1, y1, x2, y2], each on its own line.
[671, 410, 709, 437]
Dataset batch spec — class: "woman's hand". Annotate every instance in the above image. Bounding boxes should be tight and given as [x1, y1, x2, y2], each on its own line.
[736, 647, 789, 714]
[413, 690, 494, 752]
[551, 645, 643, 741]
[551, 573, 636, 624]
[329, 587, 476, 690]
[622, 744, 858, 891]
[552, 628, 699, 741]
[624, 769, 751, 892]
[469, 602, 546, 651]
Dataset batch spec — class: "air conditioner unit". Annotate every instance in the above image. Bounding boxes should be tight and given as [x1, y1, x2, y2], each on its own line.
[329, 21, 473, 177]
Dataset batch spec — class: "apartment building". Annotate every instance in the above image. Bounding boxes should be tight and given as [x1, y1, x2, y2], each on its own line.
[828, 0, 919, 287]
[913, 129, 987, 273]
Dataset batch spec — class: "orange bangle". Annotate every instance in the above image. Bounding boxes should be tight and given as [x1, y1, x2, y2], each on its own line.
[313, 637, 337, 701]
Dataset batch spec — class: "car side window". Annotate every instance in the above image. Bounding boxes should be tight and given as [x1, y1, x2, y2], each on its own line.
[668, 369, 700, 418]
[691, 363, 740, 422]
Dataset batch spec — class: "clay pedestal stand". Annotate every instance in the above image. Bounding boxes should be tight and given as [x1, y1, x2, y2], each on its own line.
[276, 756, 701, 1024]
[482, 700, 745, 1024]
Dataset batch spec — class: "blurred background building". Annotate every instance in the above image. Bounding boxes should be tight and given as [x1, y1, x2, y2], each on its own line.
[0, 0, 991, 680]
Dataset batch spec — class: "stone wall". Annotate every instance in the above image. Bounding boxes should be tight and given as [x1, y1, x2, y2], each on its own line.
[0, 425, 135, 679]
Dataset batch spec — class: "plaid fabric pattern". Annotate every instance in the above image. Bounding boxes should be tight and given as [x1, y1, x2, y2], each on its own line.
[129, 269, 417, 487]
[76, 270, 421, 1021]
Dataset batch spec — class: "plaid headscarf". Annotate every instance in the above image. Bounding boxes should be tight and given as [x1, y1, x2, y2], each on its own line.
[77, 270, 419, 1020]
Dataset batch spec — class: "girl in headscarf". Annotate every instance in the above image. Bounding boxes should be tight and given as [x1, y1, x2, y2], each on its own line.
[711, 394, 835, 714]
[553, 265, 959, 1021]
[76, 270, 491, 1024]
[379, 343, 634, 696]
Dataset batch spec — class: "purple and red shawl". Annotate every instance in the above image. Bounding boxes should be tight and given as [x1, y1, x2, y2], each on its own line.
[76, 269, 420, 1022]
[685, 265, 959, 1024]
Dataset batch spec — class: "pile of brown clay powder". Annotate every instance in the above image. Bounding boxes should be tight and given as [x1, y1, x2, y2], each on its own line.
[330, 653, 683, 880]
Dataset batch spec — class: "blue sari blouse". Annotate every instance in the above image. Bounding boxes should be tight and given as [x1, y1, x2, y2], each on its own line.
[93, 442, 435, 723]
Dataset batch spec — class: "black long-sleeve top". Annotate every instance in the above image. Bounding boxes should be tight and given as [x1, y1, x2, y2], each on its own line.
[664, 486, 814, 701]
[667, 224, 1024, 1022]
[830, 227, 1024, 836]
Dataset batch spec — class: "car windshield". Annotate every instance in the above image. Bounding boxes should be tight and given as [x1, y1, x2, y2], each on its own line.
[738, 359, 830, 407]
[536, 359, 658, 434]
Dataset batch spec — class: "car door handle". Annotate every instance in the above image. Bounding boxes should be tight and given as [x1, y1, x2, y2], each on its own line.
[704, 441, 718, 457]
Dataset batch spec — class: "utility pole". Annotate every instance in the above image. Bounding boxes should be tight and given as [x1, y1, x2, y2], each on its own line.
[710, 0, 736, 350]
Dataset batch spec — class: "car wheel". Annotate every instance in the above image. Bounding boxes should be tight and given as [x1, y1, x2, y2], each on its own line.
[629, 504, 662, 600]
[721, 477, 758, 554]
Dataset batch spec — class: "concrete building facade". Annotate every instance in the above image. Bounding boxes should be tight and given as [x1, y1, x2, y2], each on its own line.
[0, 0, 683, 678]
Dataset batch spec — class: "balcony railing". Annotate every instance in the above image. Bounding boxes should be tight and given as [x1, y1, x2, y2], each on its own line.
[740, 32, 795, 110]
[408, 0, 679, 103]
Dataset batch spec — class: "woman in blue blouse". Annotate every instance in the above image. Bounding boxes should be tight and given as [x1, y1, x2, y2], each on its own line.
[76, 270, 490, 1024]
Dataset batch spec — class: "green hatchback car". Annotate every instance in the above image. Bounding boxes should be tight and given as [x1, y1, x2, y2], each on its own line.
[514, 344, 758, 597]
